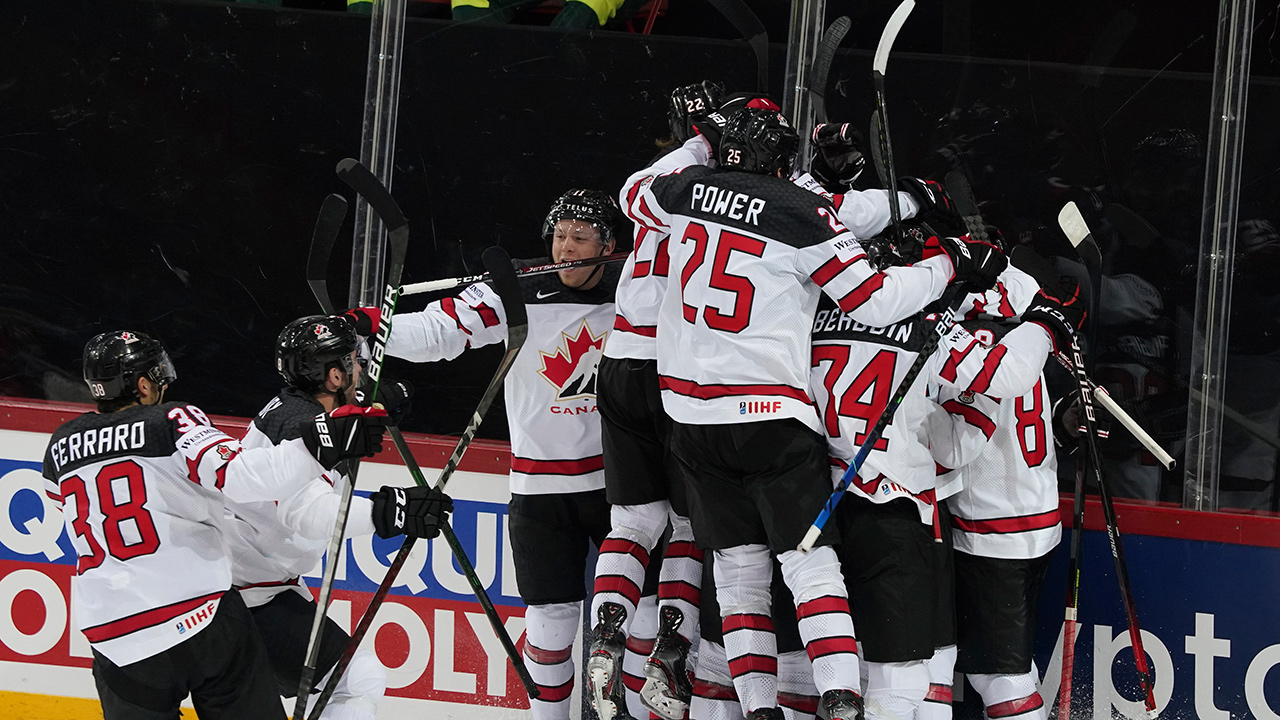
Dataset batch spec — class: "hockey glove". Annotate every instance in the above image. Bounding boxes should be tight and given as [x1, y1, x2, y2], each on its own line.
[371, 484, 454, 540]
[810, 123, 866, 192]
[694, 93, 781, 159]
[341, 307, 381, 338]
[374, 379, 414, 426]
[928, 235, 1008, 293]
[1021, 278, 1087, 353]
[1052, 390, 1112, 447]
[669, 80, 726, 144]
[300, 404, 391, 470]
[897, 177, 956, 219]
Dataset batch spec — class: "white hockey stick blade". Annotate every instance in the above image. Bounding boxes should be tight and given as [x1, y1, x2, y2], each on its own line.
[1092, 383, 1175, 470]
[873, 0, 916, 75]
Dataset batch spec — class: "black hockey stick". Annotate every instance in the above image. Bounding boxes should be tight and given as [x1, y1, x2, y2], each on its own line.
[1057, 202, 1157, 718]
[705, 0, 769, 93]
[869, 0, 916, 241]
[400, 252, 629, 297]
[309, 246, 534, 718]
[808, 16, 852, 126]
[293, 159, 411, 720]
[303, 202, 539, 709]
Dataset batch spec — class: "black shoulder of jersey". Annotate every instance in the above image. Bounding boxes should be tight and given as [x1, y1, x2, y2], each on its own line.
[672, 169, 840, 250]
[513, 256, 619, 307]
[43, 403, 181, 481]
[252, 387, 324, 444]
[811, 295, 928, 352]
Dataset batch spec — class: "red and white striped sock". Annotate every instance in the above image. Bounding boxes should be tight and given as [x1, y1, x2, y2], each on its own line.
[715, 544, 778, 712]
[523, 601, 580, 720]
[778, 547, 860, 696]
[657, 513, 704, 643]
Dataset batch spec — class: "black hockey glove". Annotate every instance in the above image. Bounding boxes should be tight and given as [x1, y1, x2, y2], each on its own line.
[694, 92, 781, 159]
[669, 80, 726, 144]
[341, 307, 381, 338]
[371, 484, 454, 540]
[1022, 278, 1087, 353]
[810, 123, 866, 192]
[897, 177, 956, 219]
[300, 404, 391, 470]
[1052, 390, 1112, 448]
[929, 235, 1008, 292]
[374, 379, 414, 426]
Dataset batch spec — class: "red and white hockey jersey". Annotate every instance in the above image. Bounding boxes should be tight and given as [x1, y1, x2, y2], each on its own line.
[620, 160, 954, 434]
[938, 322, 1062, 560]
[810, 299, 1053, 523]
[41, 402, 326, 665]
[388, 262, 619, 495]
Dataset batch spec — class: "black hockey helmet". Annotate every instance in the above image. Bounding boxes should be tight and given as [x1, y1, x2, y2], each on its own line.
[83, 330, 177, 401]
[719, 107, 799, 177]
[276, 315, 359, 393]
[542, 189, 625, 252]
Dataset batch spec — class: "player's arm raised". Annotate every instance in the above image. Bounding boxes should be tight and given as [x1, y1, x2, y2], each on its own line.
[387, 279, 510, 362]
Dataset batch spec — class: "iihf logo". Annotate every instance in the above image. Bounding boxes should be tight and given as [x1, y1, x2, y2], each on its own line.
[539, 320, 607, 401]
[740, 400, 783, 415]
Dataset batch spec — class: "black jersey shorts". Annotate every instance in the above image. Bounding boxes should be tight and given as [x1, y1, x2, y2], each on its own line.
[671, 418, 834, 552]
[598, 356, 688, 514]
[836, 496, 946, 663]
[953, 548, 1056, 674]
[250, 589, 350, 698]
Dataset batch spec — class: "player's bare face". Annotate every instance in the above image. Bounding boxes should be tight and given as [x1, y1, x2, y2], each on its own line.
[552, 219, 608, 289]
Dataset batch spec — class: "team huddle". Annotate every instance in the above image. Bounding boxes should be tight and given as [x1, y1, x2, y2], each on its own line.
[42, 82, 1086, 720]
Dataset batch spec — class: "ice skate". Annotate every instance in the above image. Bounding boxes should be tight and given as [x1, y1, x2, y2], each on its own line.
[640, 606, 693, 720]
[587, 602, 628, 720]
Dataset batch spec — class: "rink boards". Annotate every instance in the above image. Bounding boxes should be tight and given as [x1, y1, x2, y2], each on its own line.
[2, 398, 1280, 719]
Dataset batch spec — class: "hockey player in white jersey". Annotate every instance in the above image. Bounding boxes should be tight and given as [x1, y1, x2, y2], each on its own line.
[810, 236, 1084, 720]
[41, 330, 390, 719]
[621, 104, 1006, 720]
[385, 189, 655, 720]
[227, 313, 453, 720]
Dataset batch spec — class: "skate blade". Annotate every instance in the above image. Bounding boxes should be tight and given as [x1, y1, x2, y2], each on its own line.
[587, 666, 619, 720]
[639, 677, 688, 720]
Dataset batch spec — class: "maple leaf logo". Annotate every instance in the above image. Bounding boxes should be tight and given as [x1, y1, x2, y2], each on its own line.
[539, 320, 607, 400]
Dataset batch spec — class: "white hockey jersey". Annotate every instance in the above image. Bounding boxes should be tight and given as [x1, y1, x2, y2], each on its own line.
[620, 160, 954, 434]
[938, 322, 1063, 560]
[41, 401, 326, 665]
[810, 299, 1053, 524]
[388, 262, 619, 495]
[225, 387, 377, 607]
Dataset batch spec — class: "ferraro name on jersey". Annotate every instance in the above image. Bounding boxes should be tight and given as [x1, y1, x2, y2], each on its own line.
[388, 258, 620, 495]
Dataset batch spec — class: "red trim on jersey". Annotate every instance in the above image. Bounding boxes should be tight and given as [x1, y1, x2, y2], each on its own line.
[795, 595, 850, 619]
[637, 196, 667, 232]
[836, 273, 886, 314]
[940, 336, 980, 383]
[440, 298, 472, 336]
[693, 678, 737, 700]
[780, 692, 820, 714]
[659, 376, 811, 403]
[81, 590, 225, 643]
[951, 509, 1061, 535]
[922, 236, 946, 261]
[968, 344, 1009, 395]
[986, 693, 1044, 718]
[624, 178, 661, 232]
[728, 653, 778, 676]
[805, 636, 859, 660]
[926, 683, 953, 703]
[510, 455, 604, 476]
[45, 489, 62, 504]
[524, 642, 574, 665]
[831, 194, 845, 211]
[475, 302, 501, 328]
[614, 315, 657, 337]
[723, 614, 775, 633]
[184, 439, 232, 488]
[942, 399, 996, 439]
[811, 254, 858, 287]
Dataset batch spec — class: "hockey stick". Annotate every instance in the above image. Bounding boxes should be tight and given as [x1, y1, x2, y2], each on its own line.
[292, 159, 410, 720]
[400, 252, 628, 297]
[1058, 202, 1158, 718]
[704, 0, 769, 93]
[303, 203, 539, 708]
[308, 246, 535, 717]
[808, 16, 852, 126]
[869, 0, 915, 240]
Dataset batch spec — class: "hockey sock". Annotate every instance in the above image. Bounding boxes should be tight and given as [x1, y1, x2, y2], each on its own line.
[967, 670, 1046, 720]
[658, 512, 704, 643]
[777, 649, 820, 720]
[864, 660, 930, 720]
[523, 601, 581, 720]
[623, 595, 659, 719]
[690, 640, 742, 720]
[716, 544, 778, 712]
[777, 547, 860, 696]
[920, 646, 956, 720]
[591, 501, 669, 636]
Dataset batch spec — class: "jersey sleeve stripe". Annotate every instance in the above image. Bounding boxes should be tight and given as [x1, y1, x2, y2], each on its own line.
[810, 254, 858, 287]
[184, 441, 227, 487]
[614, 315, 657, 337]
[950, 509, 1061, 535]
[475, 302, 501, 328]
[941, 399, 997, 439]
[440, 298, 472, 336]
[81, 590, 225, 643]
[659, 375, 811, 403]
[967, 344, 1009, 395]
[940, 337, 980, 383]
[836, 273, 886, 314]
[510, 455, 604, 476]
[636, 196, 667, 231]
